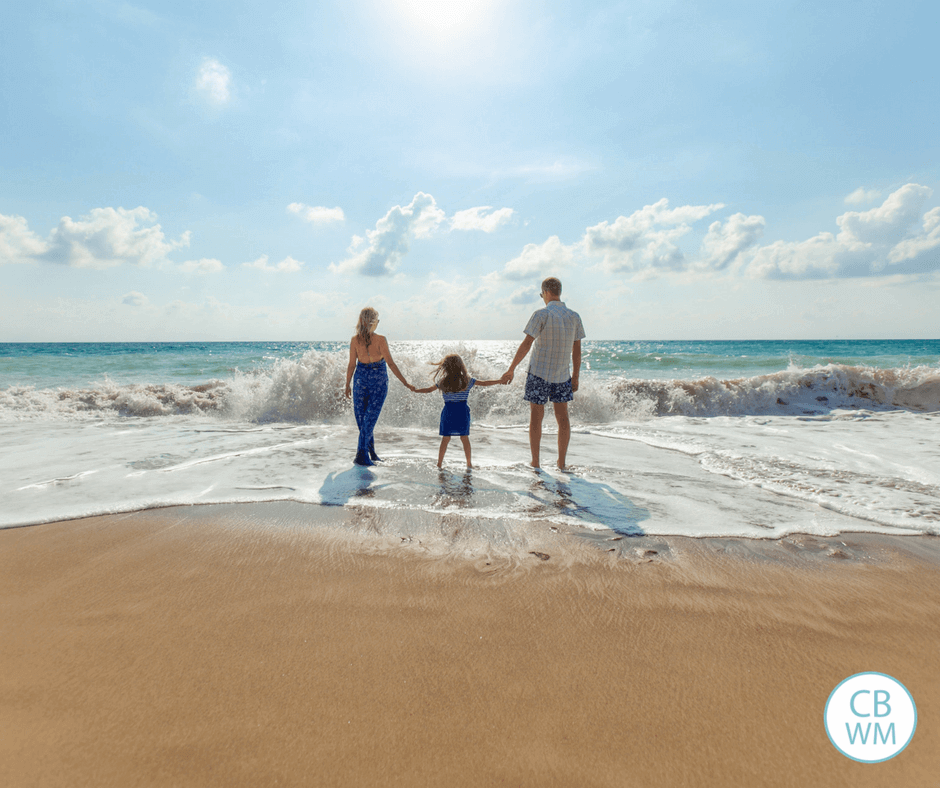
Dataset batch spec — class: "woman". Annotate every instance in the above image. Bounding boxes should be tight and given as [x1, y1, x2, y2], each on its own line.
[344, 307, 412, 466]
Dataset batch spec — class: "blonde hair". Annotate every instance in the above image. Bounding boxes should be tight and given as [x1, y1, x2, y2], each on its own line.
[431, 354, 470, 394]
[356, 307, 379, 348]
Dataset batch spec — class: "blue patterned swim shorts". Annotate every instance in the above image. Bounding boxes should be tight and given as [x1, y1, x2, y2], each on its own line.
[524, 372, 573, 405]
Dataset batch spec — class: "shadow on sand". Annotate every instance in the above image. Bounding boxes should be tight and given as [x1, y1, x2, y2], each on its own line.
[432, 468, 475, 509]
[318, 466, 378, 507]
[527, 471, 651, 535]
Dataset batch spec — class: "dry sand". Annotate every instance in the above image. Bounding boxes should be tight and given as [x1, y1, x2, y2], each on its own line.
[1, 503, 938, 787]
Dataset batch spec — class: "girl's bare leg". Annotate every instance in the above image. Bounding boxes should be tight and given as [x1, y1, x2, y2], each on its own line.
[437, 437, 450, 467]
[459, 435, 472, 468]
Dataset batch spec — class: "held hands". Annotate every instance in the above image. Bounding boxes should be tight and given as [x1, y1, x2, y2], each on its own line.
[499, 370, 514, 385]
[406, 382, 416, 392]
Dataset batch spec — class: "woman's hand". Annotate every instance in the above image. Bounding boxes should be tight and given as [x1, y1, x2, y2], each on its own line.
[406, 382, 416, 392]
[344, 384, 352, 399]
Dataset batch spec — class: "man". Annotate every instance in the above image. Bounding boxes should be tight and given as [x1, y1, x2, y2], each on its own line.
[501, 277, 585, 470]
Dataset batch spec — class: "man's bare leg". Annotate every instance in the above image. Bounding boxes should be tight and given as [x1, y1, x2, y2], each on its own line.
[553, 401, 571, 470]
[528, 403, 544, 468]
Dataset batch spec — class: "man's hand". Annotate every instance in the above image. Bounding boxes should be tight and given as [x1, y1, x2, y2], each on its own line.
[503, 336, 534, 387]
[572, 377, 579, 393]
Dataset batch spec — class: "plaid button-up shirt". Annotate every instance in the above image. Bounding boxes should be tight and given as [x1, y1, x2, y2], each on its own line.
[524, 301, 586, 383]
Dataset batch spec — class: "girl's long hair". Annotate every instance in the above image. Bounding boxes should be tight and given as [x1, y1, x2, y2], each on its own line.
[431, 354, 470, 394]
[356, 307, 379, 348]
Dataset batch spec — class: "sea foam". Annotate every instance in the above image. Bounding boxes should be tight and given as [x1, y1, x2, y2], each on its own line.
[2, 350, 937, 424]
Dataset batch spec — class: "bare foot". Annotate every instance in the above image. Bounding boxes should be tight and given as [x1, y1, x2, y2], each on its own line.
[528, 461, 541, 469]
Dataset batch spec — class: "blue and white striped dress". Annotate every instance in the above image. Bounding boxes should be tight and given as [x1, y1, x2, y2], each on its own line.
[438, 378, 476, 436]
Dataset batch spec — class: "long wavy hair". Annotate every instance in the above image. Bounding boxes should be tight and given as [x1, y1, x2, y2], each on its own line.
[431, 354, 470, 394]
[355, 307, 379, 348]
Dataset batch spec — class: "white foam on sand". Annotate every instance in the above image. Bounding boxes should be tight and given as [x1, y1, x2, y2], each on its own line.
[2, 405, 936, 539]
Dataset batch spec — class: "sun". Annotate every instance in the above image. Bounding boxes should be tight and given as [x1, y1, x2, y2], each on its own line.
[393, 0, 494, 42]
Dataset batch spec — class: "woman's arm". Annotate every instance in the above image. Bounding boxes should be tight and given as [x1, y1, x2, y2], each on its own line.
[378, 336, 412, 389]
[473, 379, 504, 387]
[412, 385, 437, 394]
[344, 339, 357, 398]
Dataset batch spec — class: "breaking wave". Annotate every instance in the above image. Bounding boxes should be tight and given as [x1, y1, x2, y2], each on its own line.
[1, 349, 938, 423]
[610, 363, 940, 417]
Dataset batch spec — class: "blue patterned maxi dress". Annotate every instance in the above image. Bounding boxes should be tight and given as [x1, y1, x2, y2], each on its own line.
[353, 359, 388, 466]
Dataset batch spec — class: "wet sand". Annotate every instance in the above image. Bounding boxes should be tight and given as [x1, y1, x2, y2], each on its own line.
[1, 503, 938, 787]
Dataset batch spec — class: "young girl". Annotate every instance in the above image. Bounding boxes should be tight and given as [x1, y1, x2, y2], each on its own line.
[412, 354, 503, 468]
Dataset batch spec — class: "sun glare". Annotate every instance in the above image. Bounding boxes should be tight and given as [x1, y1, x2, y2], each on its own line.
[394, 0, 494, 41]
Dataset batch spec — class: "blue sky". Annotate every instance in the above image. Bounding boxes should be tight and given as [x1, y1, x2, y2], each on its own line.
[1, 0, 938, 340]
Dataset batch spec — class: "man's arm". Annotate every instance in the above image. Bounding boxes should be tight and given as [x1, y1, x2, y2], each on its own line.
[571, 339, 581, 393]
[501, 334, 535, 384]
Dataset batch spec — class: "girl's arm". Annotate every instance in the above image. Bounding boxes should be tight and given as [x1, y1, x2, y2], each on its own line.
[412, 385, 437, 394]
[344, 339, 357, 398]
[473, 379, 504, 387]
[379, 336, 412, 390]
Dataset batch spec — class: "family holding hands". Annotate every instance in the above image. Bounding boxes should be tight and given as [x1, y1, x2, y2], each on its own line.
[344, 277, 586, 471]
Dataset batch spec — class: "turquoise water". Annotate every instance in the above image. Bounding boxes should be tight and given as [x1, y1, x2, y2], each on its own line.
[582, 339, 940, 378]
[2, 339, 938, 390]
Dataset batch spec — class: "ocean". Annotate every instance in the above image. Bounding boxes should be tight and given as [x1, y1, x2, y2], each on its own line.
[2, 340, 938, 540]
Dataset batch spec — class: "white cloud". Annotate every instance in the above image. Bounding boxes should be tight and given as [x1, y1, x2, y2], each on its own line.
[121, 291, 148, 307]
[0, 214, 49, 264]
[888, 207, 940, 264]
[584, 198, 725, 273]
[837, 184, 931, 247]
[746, 234, 844, 279]
[502, 235, 576, 280]
[845, 187, 881, 205]
[287, 203, 345, 225]
[509, 285, 539, 304]
[196, 58, 231, 104]
[450, 206, 514, 232]
[699, 213, 765, 270]
[42, 207, 190, 269]
[331, 192, 445, 277]
[180, 258, 224, 274]
[2, 207, 191, 269]
[242, 254, 304, 273]
[747, 184, 940, 279]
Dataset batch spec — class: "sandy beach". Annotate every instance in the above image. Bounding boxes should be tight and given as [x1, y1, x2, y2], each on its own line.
[1, 502, 938, 787]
